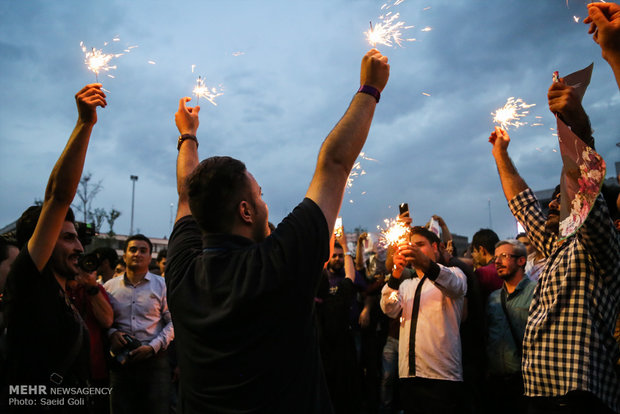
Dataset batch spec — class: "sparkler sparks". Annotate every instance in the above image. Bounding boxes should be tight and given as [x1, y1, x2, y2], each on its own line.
[366, 0, 415, 48]
[492, 97, 536, 130]
[192, 76, 224, 106]
[378, 218, 410, 247]
[80, 40, 126, 82]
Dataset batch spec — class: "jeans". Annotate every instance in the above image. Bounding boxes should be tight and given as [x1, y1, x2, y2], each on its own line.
[379, 337, 399, 414]
[110, 352, 170, 414]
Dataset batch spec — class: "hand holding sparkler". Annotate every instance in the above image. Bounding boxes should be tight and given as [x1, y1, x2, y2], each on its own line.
[547, 78, 592, 143]
[360, 49, 390, 93]
[75, 84, 107, 126]
[175, 97, 200, 136]
[489, 126, 511, 156]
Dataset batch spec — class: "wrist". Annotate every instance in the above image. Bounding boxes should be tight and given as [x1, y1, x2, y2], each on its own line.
[177, 134, 198, 150]
[357, 85, 380, 103]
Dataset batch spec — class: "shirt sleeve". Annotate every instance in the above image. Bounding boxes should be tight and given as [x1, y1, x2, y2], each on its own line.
[148, 281, 174, 353]
[431, 264, 468, 299]
[380, 282, 402, 319]
[166, 215, 203, 288]
[508, 188, 557, 258]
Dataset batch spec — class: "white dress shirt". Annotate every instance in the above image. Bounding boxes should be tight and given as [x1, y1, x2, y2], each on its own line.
[380, 264, 467, 381]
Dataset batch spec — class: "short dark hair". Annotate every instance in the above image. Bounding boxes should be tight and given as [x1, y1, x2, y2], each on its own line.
[124, 234, 153, 254]
[471, 228, 500, 255]
[410, 226, 441, 246]
[94, 247, 118, 267]
[157, 249, 167, 262]
[333, 242, 343, 251]
[187, 156, 250, 233]
[516, 232, 528, 240]
[16, 205, 75, 248]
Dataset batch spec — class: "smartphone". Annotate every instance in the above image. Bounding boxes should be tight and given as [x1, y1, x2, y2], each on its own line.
[399, 203, 409, 217]
[334, 217, 343, 237]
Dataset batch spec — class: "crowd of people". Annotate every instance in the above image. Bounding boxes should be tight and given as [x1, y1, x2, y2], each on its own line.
[0, 3, 619, 413]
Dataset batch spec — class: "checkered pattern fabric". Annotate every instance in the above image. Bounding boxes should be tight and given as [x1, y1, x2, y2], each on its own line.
[509, 188, 620, 412]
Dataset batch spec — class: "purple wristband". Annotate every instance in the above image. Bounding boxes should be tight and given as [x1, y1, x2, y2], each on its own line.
[357, 85, 380, 103]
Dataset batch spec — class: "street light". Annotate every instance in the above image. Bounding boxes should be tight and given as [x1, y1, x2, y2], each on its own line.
[130, 175, 138, 235]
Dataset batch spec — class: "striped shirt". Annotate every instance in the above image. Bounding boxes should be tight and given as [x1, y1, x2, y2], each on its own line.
[509, 188, 620, 412]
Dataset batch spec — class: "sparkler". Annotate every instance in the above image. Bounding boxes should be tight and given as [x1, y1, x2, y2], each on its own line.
[377, 217, 410, 247]
[492, 97, 536, 130]
[192, 76, 224, 106]
[80, 41, 125, 82]
[366, 0, 416, 48]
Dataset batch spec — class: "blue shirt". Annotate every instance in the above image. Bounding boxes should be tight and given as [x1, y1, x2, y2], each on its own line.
[486, 276, 535, 376]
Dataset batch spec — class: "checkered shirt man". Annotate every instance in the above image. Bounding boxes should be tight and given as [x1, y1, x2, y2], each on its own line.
[509, 188, 620, 412]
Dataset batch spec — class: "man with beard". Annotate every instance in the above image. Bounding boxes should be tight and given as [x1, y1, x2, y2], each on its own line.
[489, 72, 620, 411]
[1, 84, 106, 410]
[316, 237, 361, 414]
[485, 239, 535, 414]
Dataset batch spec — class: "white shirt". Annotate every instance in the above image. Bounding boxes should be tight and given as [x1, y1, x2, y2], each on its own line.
[380, 264, 467, 381]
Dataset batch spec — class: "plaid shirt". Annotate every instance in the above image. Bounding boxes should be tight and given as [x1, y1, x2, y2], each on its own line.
[509, 188, 620, 412]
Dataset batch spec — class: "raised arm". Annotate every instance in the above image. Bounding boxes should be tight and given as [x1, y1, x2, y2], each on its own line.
[28, 84, 106, 271]
[432, 215, 452, 244]
[174, 97, 200, 222]
[306, 49, 390, 234]
[489, 127, 528, 202]
[585, 3, 620, 90]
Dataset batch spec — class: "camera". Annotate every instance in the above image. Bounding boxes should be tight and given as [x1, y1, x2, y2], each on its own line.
[111, 334, 142, 365]
[78, 252, 100, 273]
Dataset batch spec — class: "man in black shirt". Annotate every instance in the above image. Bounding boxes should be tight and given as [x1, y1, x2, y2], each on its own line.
[166, 49, 390, 413]
[2, 84, 106, 412]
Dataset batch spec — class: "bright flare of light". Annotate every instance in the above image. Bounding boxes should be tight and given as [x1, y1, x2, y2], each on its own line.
[492, 97, 536, 130]
[192, 76, 224, 106]
[81, 41, 124, 80]
[366, 12, 415, 48]
[378, 218, 410, 247]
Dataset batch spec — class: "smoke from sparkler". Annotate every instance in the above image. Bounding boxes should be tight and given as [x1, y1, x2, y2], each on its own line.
[193, 76, 224, 106]
[492, 97, 536, 130]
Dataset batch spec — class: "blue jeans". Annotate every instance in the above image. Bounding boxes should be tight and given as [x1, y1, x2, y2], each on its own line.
[380, 337, 399, 414]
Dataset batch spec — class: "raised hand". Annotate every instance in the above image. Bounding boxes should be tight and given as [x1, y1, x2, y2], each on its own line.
[175, 97, 200, 136]
[75, 83, 106, 125]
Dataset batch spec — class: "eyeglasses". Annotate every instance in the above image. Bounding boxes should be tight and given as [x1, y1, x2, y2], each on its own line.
[492, 253, 520, 262]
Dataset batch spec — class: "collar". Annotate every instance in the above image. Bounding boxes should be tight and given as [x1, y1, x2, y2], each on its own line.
[123, 271, 151, 286]
[503, 275, 530, 296]
[202, 233, 255, 251]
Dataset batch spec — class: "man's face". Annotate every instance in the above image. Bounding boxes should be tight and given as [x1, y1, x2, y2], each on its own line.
[545, 192, 561, 234]
[50, 221, 84, 280]
[328, 247, 345, 271]
[0, 245, 19, 291]
[158, 257, 166, 275]
[494, 244, 523, 281]
[517, 235, 534, 256]
[471, 246, 484, 267]
[410, 234, 439, 263]
[124, 240, 151, 274]
[246, 172, 270, 242]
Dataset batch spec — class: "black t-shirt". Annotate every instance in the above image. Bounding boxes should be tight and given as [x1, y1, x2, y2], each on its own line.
[3, 248, 89, 386]
[166, 198, 332, 414]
